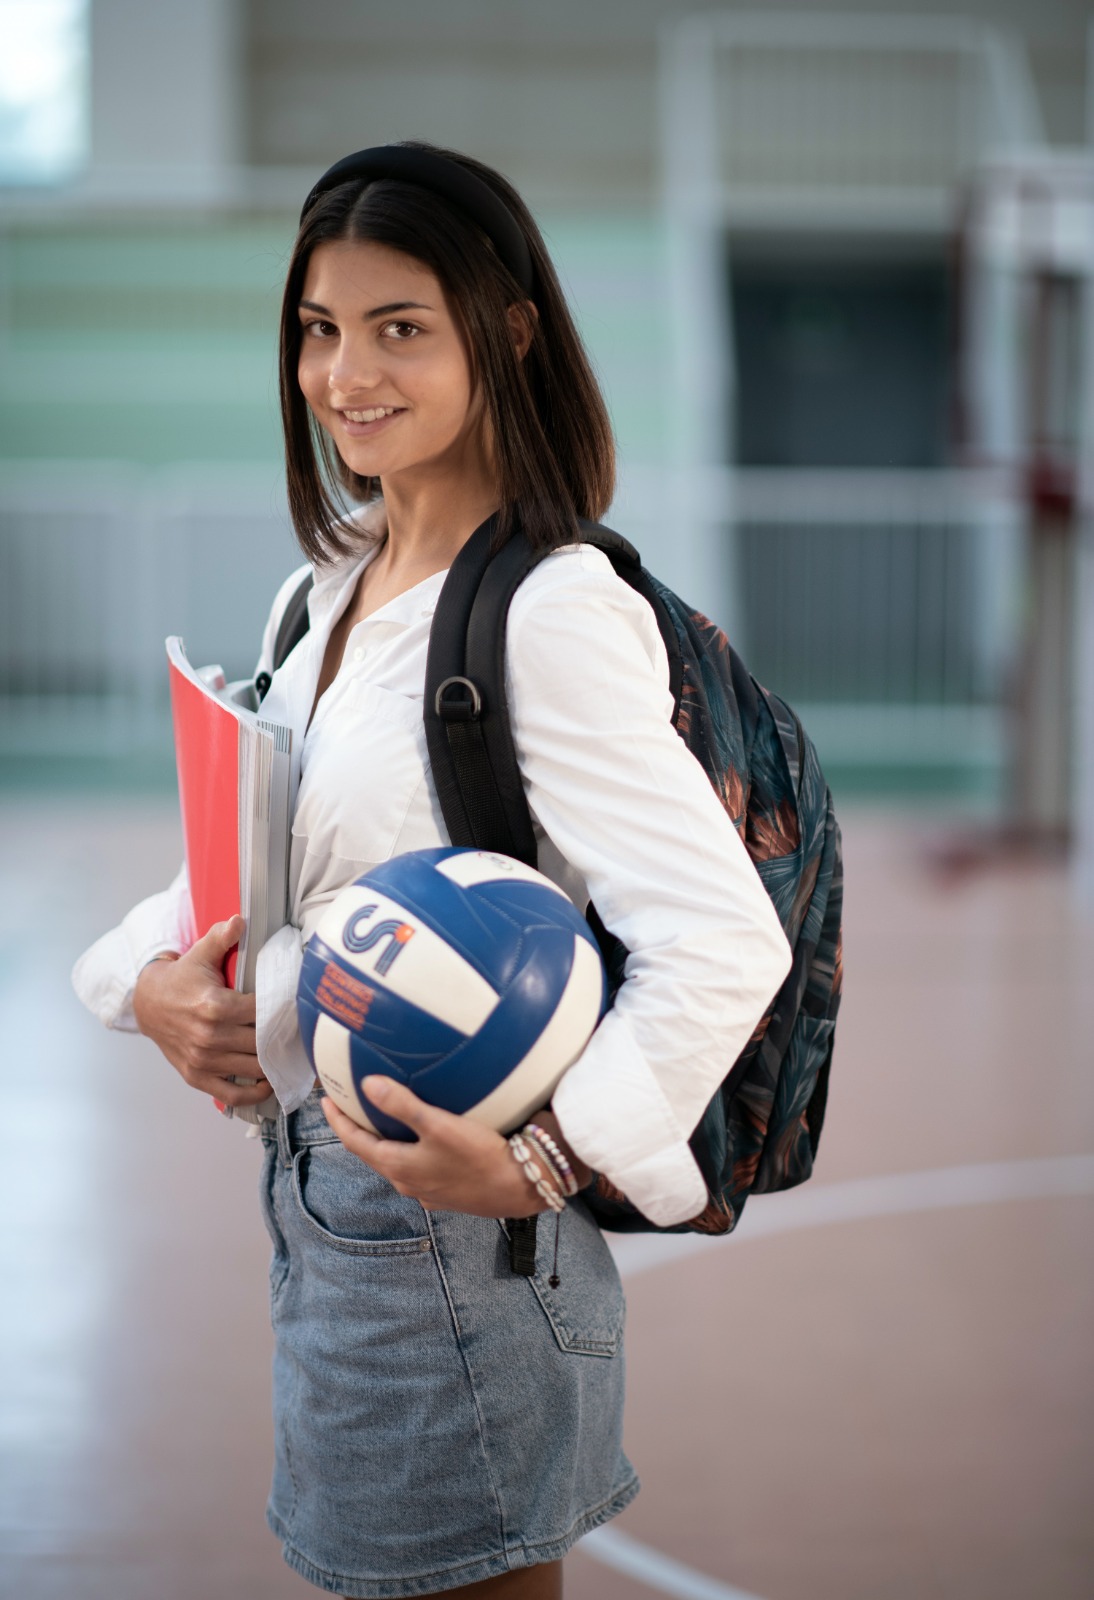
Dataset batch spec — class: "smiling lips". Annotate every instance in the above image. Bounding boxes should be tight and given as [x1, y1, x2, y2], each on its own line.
[341, 405, 403, 423]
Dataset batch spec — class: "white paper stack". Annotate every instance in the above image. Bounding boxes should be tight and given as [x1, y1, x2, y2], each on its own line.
[218, 669, 293, 994]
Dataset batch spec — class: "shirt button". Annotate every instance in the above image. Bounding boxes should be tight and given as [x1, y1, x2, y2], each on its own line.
[352, 647, 364, 662]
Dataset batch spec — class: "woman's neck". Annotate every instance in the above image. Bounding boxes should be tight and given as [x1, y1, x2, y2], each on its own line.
[375, 501, 497, 580]
[376, 456, 499, 579]
[335, 472, 498, 639]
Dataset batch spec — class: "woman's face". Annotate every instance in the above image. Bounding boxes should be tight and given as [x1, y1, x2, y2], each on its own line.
[297, 238, 485, 488]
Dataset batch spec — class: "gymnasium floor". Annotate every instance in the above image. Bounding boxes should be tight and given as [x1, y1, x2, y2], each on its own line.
[1, 796, 1091, 1600]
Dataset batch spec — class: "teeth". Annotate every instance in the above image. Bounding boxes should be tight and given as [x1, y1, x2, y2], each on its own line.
[344, 406, 399, 423]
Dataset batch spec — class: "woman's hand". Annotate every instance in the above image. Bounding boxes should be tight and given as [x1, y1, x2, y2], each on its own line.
[321, 1078, 556, 1218]
[131, 915, 271, 1108]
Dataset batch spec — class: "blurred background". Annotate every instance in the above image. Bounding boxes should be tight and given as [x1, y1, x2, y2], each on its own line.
[1, 3, 1092, 1598]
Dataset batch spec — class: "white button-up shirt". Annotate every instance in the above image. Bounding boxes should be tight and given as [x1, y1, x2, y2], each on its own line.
[73, 528, 791, 1227]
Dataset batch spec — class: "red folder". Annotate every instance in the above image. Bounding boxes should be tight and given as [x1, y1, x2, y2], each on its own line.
[167, 649, 245, 987]
[166, 638, 291, 1126]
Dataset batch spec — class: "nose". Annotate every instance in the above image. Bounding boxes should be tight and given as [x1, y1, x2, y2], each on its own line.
[327, 334, 383, 398]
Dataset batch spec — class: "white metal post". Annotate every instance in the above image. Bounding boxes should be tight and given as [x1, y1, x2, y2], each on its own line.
[657, 16, 737, 625]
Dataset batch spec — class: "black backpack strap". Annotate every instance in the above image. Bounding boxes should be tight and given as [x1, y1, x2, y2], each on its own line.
[256, 571, 315, 702]
[423, 514, 543, 866]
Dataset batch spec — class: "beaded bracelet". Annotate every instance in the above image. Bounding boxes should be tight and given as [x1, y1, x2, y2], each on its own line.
[518, 1131, 568, 1201]
[506, 1133, 566, 1213]
[521, 1122, 579, 1198]
[511, 1126, 562, 1203]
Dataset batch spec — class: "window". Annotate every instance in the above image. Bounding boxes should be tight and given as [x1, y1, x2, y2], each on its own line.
[0, 0, 88, 186]
[731, 251, 952, 469]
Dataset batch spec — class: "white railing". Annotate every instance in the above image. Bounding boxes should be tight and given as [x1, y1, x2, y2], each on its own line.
[660, 11, 1045, 226]
[0, 463, 300, 757]
[612, 465, 1022, 769]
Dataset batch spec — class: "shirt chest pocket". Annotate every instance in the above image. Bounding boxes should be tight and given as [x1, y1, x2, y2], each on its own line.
[294, 680, 430, 871]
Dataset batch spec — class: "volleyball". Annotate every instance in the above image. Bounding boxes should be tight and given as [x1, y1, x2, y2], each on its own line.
[297, 847, 607, 1139]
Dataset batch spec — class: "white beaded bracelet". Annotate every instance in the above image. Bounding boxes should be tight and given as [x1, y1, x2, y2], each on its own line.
[507, 1133, 566, 1213]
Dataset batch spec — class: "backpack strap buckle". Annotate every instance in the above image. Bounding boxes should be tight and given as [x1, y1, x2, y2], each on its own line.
[435, 675, 482, 721]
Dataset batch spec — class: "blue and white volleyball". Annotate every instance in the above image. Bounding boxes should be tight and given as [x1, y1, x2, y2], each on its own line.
[297, 847, 607, 1139]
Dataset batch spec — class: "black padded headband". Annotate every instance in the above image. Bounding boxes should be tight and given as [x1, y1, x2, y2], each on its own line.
[299, 145, 535, 298]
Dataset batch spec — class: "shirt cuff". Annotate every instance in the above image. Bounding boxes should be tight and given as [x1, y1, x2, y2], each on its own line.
[72, 925, 161, 1031]
[71, 867, 194, 1031]
[550, 1009, 710, 1228]
[255, 921, 318, 1114]
[593, 1144, 709, 1228]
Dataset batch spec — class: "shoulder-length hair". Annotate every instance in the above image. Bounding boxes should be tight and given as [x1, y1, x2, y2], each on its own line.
[279, 141, 615, 565]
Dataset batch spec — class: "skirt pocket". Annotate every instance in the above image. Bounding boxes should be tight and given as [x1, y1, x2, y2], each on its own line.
[511, 1199, 626, 1357]
[288, 1140, 433, 1257]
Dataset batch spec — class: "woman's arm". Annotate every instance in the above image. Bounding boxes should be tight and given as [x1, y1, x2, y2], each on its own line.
[504, 545, 793, 1226]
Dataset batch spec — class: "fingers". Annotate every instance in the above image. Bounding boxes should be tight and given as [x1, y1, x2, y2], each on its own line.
[189, 987, 257, 1029]
[194, 914, 245, 956]
[320, 1091, 424, 1185]
[136, 950, 256, 1044]
[180, 999, 258, 1066]
[321, 1095, 383, 1154]
[321, 1080, 478, 1187]
[176, 1052, 270, 1102]
[214, 1052, 270, 1081]
[361, 1075, 443, 1137]
[197, 1066, 272, 1108]
[187, 916, 247, 980]
[319, 1090, 521, 1217]
[213, 1023, 261, 1054]
[215, 1075, 276, 1108]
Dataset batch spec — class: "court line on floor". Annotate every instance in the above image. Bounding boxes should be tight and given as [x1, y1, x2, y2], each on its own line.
[579, 1155, 1094, 1599]
[580, 1526, 767, 1600]
[607, 1153, 1094, 1280]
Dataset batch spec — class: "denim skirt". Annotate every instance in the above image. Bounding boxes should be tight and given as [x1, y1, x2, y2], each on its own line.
[258, 1091, 639, 1597]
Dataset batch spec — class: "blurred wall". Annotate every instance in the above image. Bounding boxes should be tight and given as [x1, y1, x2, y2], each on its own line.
[244, 0, 1091, 198]
[2, 0, 1092, 806]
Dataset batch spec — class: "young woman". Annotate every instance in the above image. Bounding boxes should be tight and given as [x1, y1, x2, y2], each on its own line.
[73, 143, 791, 1599]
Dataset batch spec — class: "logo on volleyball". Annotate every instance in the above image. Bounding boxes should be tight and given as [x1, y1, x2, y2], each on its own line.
[342, 904, 416, 975]
[316, 962, 373, 1031]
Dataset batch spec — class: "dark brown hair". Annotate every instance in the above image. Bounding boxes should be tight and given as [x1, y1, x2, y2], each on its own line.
[279, 141, 615, 565]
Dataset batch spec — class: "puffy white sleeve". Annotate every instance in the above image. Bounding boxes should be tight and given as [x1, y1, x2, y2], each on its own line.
[505, 546, 792, 1227]
[71, 864, 196, 1030]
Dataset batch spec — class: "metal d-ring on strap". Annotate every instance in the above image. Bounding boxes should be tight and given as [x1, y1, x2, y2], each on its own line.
[434, 675, 482, 720]
[433, 673, 522, 861]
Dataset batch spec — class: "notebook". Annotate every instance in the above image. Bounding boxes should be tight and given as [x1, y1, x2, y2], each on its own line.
[167, 637, 293, 1122]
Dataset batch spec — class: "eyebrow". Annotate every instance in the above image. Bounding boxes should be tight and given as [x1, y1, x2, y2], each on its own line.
[298, 298, 433, 319]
